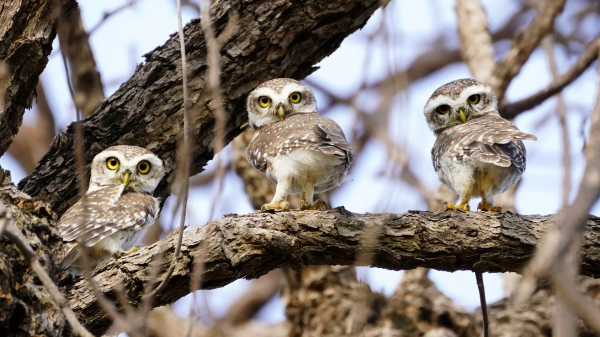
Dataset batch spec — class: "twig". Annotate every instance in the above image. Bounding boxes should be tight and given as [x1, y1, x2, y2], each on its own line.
[144, 0, 192, 300]
[516, 56, 600, 304]
[501, 33, 600, 119]
[542, 35, 571, 208]
[200, 0, 238, 221]
[3, 221, 93, 337]
[488, 0, 567, 100]
[475, 271, 489, 337]
[87, 0, 142, 35]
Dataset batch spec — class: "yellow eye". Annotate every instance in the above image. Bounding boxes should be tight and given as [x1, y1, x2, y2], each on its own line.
[436, 105, 450, 114]
[289, 92, 302, 104]
[137, 160, 151, 174]
[106, 157, 120, 170]
[467, 94, 480, 104]
[258, 96, 271, 108]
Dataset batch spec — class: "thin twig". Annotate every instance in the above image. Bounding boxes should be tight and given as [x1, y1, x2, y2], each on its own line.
[542, 34, 571, 208]
[144, 0, 192, 299]
[87, 0, 142, 35]
[475, 271, 489, 337]
[3, 222, 93, 337]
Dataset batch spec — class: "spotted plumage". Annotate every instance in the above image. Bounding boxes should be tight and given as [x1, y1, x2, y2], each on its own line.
[246, 78, 353, 210]
[58, 145, 165, 275]
[424, 79, 536, 212]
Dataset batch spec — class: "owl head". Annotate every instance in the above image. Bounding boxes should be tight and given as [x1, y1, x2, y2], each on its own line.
[423, 78, 499, 133]
[88, 145, 165, 194]
[246, 78, 318, 129]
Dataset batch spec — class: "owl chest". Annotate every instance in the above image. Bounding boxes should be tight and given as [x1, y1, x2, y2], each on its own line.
[265, 149, 345, 190]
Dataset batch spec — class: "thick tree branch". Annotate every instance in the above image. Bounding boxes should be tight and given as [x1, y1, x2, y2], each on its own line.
[67, 208, 600, 335]
[0, 0, 77, 157]
[19, 0, 382, 215]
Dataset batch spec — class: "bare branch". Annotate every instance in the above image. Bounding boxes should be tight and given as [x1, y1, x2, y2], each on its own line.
[0, 0, 77, 156]
[65, 208, 600, 335]
[488, 0, 567, 100]
[500, 33, 600, 119]
[517, 56, 600, 303]
[455, 0, 495, 81]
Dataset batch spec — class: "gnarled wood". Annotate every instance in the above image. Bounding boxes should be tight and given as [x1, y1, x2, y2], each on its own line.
[66, 208, 600, 335]
[0, 0, 77, 157]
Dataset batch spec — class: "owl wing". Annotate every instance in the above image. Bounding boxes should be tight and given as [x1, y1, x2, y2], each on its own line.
[58, 186, 159, 247]
[313, 117, 354, 166]
[436, 114, 536, 173]
[246, 113, 354, 172]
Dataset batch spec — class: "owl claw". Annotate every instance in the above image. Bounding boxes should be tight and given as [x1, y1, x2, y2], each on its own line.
[478, 201, 502, 213]
[114, 246, 140, 259]
[300, 199, 328, 211]
[444, 202, 470, 211]
[261, 200, 289, 211]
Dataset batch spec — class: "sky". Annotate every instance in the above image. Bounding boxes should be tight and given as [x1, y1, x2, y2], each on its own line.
[2, 0, 599, 325]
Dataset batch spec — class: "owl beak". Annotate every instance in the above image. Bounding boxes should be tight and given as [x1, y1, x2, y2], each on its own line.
[277, 106, 285, 121]
[122, 170, 131, 188]
[458, 108, 467, 123]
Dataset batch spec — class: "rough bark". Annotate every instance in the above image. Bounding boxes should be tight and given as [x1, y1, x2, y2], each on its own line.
[62, 207, 600, 335]
[0, 184, 65, 336]
[0, 0, 77, 157]
[19, 0, 382, 215]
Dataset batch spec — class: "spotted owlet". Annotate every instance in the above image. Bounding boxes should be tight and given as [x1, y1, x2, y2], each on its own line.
[424, 78, 536, 212]
[246, 78, 354, 211]
[58, 145, 165, 275]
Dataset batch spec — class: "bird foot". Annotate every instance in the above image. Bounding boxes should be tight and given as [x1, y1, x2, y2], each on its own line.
[300, 199, 328, 211]
[114, 246, 139, 259]
[444, 202, 470, 211]
[478, 201, 502, 213]
[261, 200, 289, 211]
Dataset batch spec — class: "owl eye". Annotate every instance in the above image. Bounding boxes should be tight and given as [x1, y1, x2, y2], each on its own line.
[137, 160, 151, 174]
[467, 94, 480, 104]
[436, 105, 450, 114]
[106, 157, 120, 170]
[258, 96, 271, 108]
[289, 92, 302, 104]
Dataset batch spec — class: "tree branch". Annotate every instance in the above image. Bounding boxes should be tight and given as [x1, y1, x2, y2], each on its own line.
[500, 33, 600, 119]
[66, 208, 600, 336]
[0, 0, 77, 156]
[488, 0, 566, 100]
[19, 0, 382, 215]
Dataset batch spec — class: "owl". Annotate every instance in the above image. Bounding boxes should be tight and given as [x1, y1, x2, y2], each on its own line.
[424, 78, 536, 212]
[246, 78, 354, 211]
[58, 145, 165, 275]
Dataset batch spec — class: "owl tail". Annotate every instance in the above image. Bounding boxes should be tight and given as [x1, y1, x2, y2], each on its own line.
[61, 242, 84, 277]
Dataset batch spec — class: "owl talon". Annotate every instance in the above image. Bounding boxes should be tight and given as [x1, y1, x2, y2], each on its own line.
[478, 201, 502, 213]
[114, 246, 139, 259]
[261, 200, 289, 211]
[444, 202, 470, 211]
[300, 199, 328, 211]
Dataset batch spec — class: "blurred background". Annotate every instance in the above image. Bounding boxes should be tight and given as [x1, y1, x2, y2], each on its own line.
[2, 0, 599, 330]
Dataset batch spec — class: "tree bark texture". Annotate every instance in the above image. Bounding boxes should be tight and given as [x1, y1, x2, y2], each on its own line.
[19, 0, 382, 215]
[62, 207, 600, 335]
[0, 0, 77, 157]
[0, 185, 64, 336]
